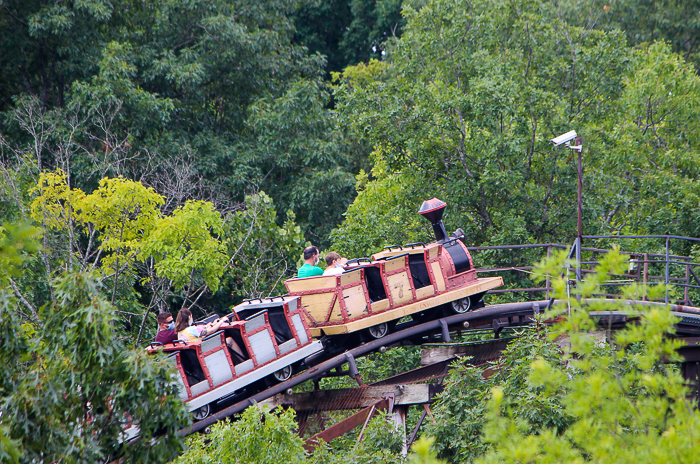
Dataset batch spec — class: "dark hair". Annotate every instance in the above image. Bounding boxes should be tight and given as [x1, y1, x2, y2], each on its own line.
[303, 246, 319, 261]
[325, 252, 341, 267]
[175, 308, 192, 333]
[157, 312, 172, 324]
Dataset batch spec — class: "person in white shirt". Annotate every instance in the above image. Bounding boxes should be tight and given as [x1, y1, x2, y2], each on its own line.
[175, 308, 244, 359]
[323, 252, 347, 276]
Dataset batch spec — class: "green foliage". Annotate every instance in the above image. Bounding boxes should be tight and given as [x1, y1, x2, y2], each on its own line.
[340, 0, 404, 65]
[332, 0, 700, 255]
[176, 404, 408, 464]
[142, 200, 226, 292]
[176, 406, 306, 464]
[292, 0, 404, 75]
[330, 168, 433, 258]
[0, 229, 188, 463]
[0, 425, 22, 464]
[224, 192, 305, 301]
[595, 0, 700, 71]
[407, 437, 447, 464]
[312, 414, 404, 464]
[31, 170, 166, 272]
[79, 176, 164, 259]
[473, 249, 700, 463]
[29, 171, 226, 339]
[424, 326, 568, 463]
[0, 223, 42, 289]
[1, 0, 358, 248]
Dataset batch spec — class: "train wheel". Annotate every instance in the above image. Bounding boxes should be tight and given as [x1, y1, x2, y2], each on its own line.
[367, 322, 389, 340]
[450, 296, 472, 314]
[272, 365, 294, 383]
[192, 403, 211, 421]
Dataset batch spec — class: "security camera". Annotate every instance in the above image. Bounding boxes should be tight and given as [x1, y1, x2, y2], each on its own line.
[550, 130, 578, 147]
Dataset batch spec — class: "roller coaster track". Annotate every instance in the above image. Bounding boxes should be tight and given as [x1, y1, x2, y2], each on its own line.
[178, 299, 546, 436]
[171, 235, 700, 444]
[178, 297, 700, 437]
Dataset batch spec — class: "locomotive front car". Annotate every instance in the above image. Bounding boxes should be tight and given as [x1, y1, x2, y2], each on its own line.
[147, 296, 323, 420]
[285, 198, 503, 340]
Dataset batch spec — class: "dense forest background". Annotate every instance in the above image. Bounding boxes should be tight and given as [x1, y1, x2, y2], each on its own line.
[2, 0, 700, 462]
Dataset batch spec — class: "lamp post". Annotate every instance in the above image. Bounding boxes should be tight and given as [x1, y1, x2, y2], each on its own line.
[574, 137, 583, 285]
[551, 131, 583, 282]
[575, 136, 583, 239]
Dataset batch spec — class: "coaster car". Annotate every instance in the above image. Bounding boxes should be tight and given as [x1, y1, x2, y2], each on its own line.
[284, 198, 503, 339]
[147, 296, 323, 420]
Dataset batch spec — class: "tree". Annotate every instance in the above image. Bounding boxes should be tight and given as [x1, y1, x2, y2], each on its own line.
[174, 404, 404, 464]
[594, 0, 700, 72]
[140, 200, 227, 306]
[474, 249, 700, 463]
[340, 0, 404, 65]
[423, 324, 568, 463]
[223, 192, 305, 303]
[0, 222, 189, 463]
[0, 0, 359, 247]
[176, 406, 307, 464]
[291, 0, 405, 76]
[332, 0, 700, 257]
[28, 170, 227, 342]
[418, 248, 700, 463]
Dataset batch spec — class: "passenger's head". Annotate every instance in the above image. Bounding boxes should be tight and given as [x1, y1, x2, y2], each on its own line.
[157, 312, 174, 330]
[175, 308, 193, 333]
[303, 246, 319, 264]
[325, 252, 341, 267]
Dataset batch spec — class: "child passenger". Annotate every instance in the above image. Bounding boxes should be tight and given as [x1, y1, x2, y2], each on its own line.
[323, 252, 347, 276]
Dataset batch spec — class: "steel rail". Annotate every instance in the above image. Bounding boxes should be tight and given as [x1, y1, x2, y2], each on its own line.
[178, 299, 552, 436]
[584, 234, 700, 242]
[178, 297, 700, 436]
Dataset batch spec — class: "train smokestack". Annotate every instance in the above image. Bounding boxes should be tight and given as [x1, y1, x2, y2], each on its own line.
[419, 198, 448, 242]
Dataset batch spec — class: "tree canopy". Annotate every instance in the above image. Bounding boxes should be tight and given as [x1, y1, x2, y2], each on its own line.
[331, 0, 700, 258]
[3, 0, 700, 461]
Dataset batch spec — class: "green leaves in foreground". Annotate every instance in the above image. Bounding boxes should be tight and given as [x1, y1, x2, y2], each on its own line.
[175, 404, 406, 464]
[0, 229, 188, 463]
[424, 325, 568, 464]
[476, 249, 700, 464]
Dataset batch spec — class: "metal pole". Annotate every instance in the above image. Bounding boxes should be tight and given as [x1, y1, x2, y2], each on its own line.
[666, 236, 670, 305]
[643, 253, 648, 302]
[575, 137, 583, 304]
[545, 245, 551, 299]
[575, 236, 582, 283]
[576, 137, 583, 239]
[575, 236, 582, 304]
[685, 257, 690, 305]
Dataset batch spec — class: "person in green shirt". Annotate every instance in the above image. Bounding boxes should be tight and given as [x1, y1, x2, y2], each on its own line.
[298, 246, 324, 278]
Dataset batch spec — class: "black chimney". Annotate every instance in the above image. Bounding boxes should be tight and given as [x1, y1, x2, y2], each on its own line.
[419, 198, 448, 242]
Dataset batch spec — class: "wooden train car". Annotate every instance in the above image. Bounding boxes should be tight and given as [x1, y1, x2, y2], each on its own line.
[148, 296, 322, 419]
[284, 199, 503, 339]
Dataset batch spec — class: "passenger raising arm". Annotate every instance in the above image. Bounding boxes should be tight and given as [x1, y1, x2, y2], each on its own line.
[175, 308, 244, 358]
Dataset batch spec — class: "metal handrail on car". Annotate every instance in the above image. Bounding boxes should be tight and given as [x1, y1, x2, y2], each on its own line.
[346, 258, 372, 266]
[202, 330, 225, 342]
[244, 309, 269, 321]
[386, 252, 409, 261]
